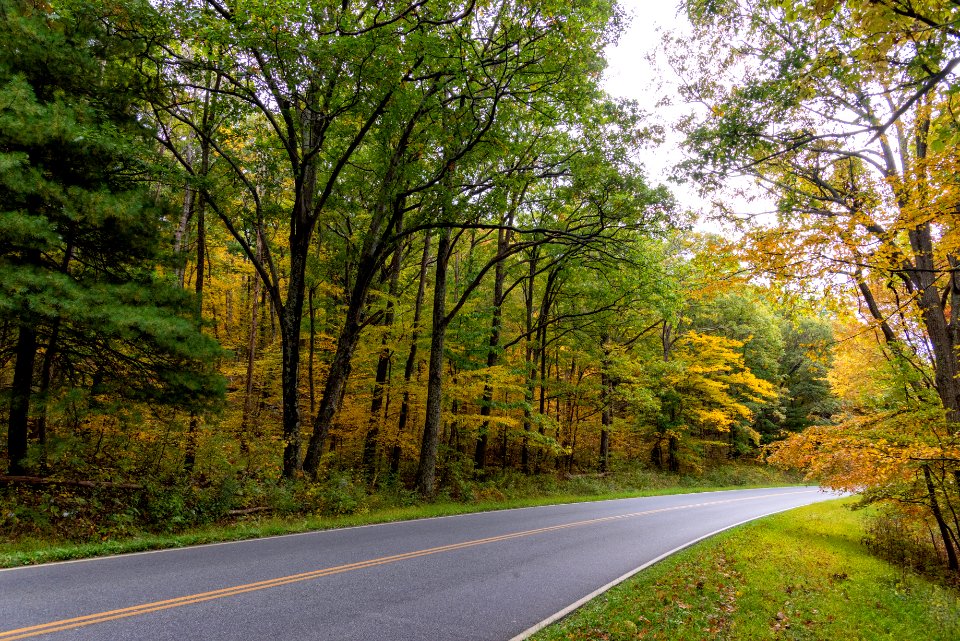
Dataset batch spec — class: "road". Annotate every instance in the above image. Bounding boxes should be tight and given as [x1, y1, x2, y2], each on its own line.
[0, 487, 835, 641]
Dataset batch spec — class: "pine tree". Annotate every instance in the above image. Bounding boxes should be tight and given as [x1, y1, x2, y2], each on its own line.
[0, 0, 222, 475]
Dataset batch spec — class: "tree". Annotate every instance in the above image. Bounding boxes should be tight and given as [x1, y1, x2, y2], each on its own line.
[678, 0, 960, 569]
[779, 316, 836, 435]
[0, 0, 222, 475]
[648, 332, 777, 471]
[769, 316, 960, 569]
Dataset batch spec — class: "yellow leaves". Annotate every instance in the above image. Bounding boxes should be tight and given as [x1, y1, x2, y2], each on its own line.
[455, 412, 521, 430]
[766, 419, 941, 493]
[768, 323, 959, 496]
[692, 408, 735, 431]
[727, 371, 777, 403]
[664, 330, 778, 436]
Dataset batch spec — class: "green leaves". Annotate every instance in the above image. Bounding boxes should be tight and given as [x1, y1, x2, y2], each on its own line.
[0, 0, 224, 417]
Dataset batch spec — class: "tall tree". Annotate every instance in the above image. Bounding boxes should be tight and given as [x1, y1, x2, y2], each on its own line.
[0, 0, 222, 475]
[155, 0, 477, 478]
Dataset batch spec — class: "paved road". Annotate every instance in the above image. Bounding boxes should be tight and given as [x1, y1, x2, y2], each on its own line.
[0, 487, 835, 641]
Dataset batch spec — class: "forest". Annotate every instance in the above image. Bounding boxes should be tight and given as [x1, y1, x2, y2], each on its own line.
[1, 0, 958, 574]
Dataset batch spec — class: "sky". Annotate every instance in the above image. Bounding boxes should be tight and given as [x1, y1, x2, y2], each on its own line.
[600, 1, 706, 211]
[602, 1, 770, 230]
[603, 2, 687, 103]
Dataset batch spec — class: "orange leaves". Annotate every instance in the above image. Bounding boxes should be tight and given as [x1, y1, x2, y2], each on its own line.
[769, 318, 958, 494]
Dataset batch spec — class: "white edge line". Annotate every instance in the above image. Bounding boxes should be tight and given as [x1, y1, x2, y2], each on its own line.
[0, 486, 823, 573]
[507, 496, 832, 641]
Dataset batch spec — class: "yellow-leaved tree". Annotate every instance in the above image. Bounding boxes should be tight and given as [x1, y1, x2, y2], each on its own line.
[650, 332, 778, 472]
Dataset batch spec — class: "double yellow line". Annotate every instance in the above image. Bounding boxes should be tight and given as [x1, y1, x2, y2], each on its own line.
[0, 489, 814, 640]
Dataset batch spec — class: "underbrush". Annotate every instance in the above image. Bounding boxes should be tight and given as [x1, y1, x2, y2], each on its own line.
[0, 460, 803, 566]
[862, 508, 960, 589]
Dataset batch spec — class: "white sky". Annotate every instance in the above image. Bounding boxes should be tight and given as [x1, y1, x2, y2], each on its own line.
[600, 1, 711, 215]
[602, 1, 771, 233]
[603, 2, 687, 104]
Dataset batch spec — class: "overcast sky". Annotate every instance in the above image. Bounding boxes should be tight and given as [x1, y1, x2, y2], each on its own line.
[601, 1, 705, 210]
[603, 1, 768, 230]
[603, 2, 686, 102]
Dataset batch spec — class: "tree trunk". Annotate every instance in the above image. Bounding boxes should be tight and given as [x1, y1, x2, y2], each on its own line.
[240, 234, 263, 454]
[521, 247, 538, 473]
[302, 252, 379, 478]
[924, 464, 959, 571]
[184, 191, 207, 472]
[909, 223, 960, 423]
[7, 323, 36, 475]
[661, 321, 673, 362]
[668, 435, 680, 473]
[307, 285, 317, 417]
[393, 233, 432, 475]
[279, 239, 310, 478]
[534, 289, 552, 474]
[34, 322, 60, 473]
[34, 247, 73, 473]
[303, 164, 409, 479]
[173, 152, 195, 288]
[599, 333, 613, 472]
[362, 240, 404, 483]
[650, 437, 663, 469]
[416, 227, 451, 496]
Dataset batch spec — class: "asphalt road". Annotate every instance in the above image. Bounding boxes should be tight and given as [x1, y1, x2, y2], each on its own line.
[0, 487, 835, 641]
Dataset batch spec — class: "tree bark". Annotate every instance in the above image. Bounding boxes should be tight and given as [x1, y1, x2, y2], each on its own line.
[520, 247, 538, 473]
[362, 237, 404, 483]
[667, 434, 680, 473]
[474, 224, 511, 471]
[34, 322, 59, 472]
[908, 223, 960, 423]
[34, 244, 72, 473]
[173, 147, 195, 288]
[303, 146, 410, 479]
[599, 335, 612, 473]
[184, 189, 207, 472]
[279, 238, 310, 478]
[302, 251, 379, 478]
[7, 322, 37, 475]
[308, 285, 317, 417]
[533, 269, 558, 473]
[924, 464, 959, 571]
[415, 227, 451, 496]
[240, 233, 263, 454]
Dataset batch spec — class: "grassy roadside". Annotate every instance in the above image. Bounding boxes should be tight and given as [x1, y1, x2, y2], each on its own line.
[531, 498, 960, 641]
[1, 464, 801, 568]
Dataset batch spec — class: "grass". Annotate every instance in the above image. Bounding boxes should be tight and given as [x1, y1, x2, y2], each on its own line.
[0, 463, 801, 568]
[531, 498, 960, 641]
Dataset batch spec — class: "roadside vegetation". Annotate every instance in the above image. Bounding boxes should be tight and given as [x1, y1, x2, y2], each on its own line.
[0, 462, 798, 567]
[532, 498, 960, 641]
[3, 0, 960, 589]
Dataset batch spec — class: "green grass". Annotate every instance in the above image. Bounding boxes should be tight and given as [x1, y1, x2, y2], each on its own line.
[531, 498, 960, 641]
[0, 463, 802, 568]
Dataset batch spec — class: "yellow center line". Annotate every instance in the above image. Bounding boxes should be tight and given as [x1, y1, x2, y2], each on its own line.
[0, 489, 815, 640]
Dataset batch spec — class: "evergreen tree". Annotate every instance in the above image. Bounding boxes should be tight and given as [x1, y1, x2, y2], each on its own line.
[0, 0, 222, 475]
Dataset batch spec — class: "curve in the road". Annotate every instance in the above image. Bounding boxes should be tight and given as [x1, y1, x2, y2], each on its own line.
[507, 495, 824, 640]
